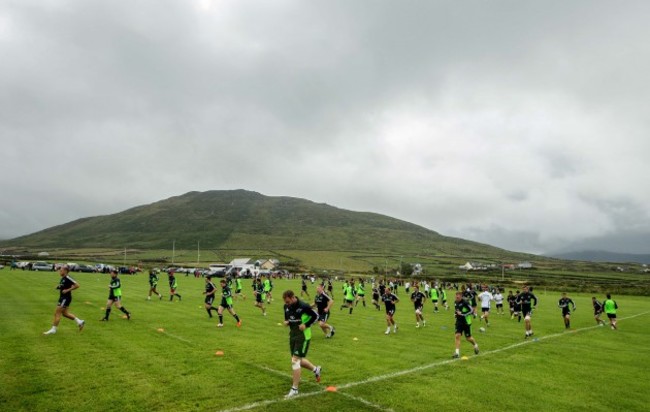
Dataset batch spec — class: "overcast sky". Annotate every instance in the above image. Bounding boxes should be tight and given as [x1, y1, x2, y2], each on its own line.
[2, 1, 649, 255]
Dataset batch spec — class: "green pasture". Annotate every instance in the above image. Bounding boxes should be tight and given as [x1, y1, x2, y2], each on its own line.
[1, 268, 649, 411]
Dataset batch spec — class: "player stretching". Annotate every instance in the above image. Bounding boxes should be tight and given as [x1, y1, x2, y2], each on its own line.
[558, 292, 576, 329]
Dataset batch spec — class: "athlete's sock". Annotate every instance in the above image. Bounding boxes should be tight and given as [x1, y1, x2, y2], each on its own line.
[234, 315, 240, 322]
[455, 348, 460, 355]
[349, 307, 353, 314]
[176, 294, 182, 300]
[206, 309, 212, 318]
[170, 295, 173, 301]
[105, 308, 111, 319]
[218, 315, 223, 324]
[363, 301, 366, 307]
[120, 307, 129, 314]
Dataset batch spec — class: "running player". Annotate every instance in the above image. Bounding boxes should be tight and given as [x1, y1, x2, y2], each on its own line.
[592, 296, 606, 326]
[168, 271, 182, 302]
[453, 291, 479, 358]
[430, 285, 440, 313]
[217, 279, 241, 327]
[327, 279, 334, 298]
[283, 290, 322, 398]
[314, 284, 335, 338]
[517, 286, 538, 339]
[43, 265, 85, 335]
[264, 275, 273, 304]
[507, 290, 517, 318]
[411, 284, 426, 328]
[355, 278, 366, 308]
[203, 276, 219, 318]
[558, 292, 576, 329]
[301, 277, 310, 298]
[603, 294, 618, 330]
[253, 278, 267, 316]
[234, 277, 246, 300]
[147, 269, 162, 300]
[440, 286, 449, 311]
[478, 285, 494, 326]
[371, 285, 381, 310]
[340, 280, 356, 314]
[382, 287, 399, 335]
[100, 270, 131, 321]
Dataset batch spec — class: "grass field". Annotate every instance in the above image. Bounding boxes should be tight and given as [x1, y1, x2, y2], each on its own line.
[1, 268, 649, 411]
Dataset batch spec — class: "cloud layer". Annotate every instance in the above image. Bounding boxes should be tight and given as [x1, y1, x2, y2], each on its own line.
[2, 1, 649, 254]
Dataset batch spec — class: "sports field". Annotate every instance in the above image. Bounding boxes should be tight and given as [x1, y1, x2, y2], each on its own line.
[1, 269, 649, 411]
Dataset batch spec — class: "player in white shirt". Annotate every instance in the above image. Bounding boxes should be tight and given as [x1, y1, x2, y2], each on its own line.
[494, 290, 505, 315]
[478, 285, 494, 326]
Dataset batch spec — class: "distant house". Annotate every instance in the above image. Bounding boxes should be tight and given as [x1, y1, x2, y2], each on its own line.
[260, 259, 279, 270]
[459, 262, 474, 271]
[502, 263, 515, 270]
[518, 261, 533, 269]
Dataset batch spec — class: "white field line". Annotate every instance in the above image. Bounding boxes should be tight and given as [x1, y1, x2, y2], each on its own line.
[217, 311, 649, 412]
[152, 327, 193, 344]
[255, 365, 394, 412]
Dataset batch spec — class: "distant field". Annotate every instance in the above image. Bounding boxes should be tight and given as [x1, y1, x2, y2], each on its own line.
[1, 268, 649, 411]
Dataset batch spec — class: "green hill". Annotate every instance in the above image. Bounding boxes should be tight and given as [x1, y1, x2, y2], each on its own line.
[1, 190, 530, 260]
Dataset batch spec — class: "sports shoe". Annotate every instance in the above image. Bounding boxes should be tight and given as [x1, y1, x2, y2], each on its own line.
[385, 329, 390, 335]
[159, 294, 163, 300]
[285, 387, 299, 398]
[330, 327, 335, 338]
[415, 323, 420, 328]
[43, 328, 56, 335]
[474, 346, 480, 355]
[422, 321, 426, 327]
[313, 366, 321, 382]
[217, 323, 224, 328]
[393, 324, 398, 333]
[452, 353, 459, 359]
[78, 320, 85, 331]
[236, 320, 242, 328]
[126, 313, 131, 320]
[100, 318, 108, 322]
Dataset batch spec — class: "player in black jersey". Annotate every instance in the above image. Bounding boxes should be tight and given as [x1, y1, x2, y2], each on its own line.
[371, 286, 381, 310]
[283, 290, 321, 398]
[253, 278, 267, 316]
[313, 284, 335, 338]
[517, 285, 538, 338]
[453, 291, 479, 358]
[203, 276, 219, 318]
[411, 285, 426, 328]
[147, 269, 162, 300]
[43, 266, 85, 335]
[558, 292, 576, 329]
[382, 287, 399, 335]
[592, 296, 606, 326]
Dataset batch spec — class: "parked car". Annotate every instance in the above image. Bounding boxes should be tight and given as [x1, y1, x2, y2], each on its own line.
[74, 264, 96, 273]
[32, 261, 55, 271]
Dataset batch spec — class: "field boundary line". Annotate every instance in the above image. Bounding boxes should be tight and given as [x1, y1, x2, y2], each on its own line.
[217, 311, 649, 412]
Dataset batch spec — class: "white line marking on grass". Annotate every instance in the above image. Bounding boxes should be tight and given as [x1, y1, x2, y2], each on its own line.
[217, 311, 649, 412]
[153, 328, 193, 345]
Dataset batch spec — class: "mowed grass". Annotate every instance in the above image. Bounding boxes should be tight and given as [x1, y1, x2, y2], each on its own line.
[1, 268, 649, 412]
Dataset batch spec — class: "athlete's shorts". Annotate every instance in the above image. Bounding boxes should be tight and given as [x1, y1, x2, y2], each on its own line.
[496, 303, 503, 309]
[108, 296, 122, 302]
[170, 288, 176, 294]
[255, 293, 263, 303]
[562, 308, 571, 316]
[482, 307, 490, 313]
[431, 299, 438, 303]
[414, 304, 423, 312]
[345, 299, 354, 305]
[235, 289, 242, 294]
[57, 295, 71, 308]
[594, 309, 602, 316]
[220, 298, 233, 309]
[455, 322, 472, 337]
[289, 334, 310, 358]
[318, 312, 330, 323]
[205, 295, 215, 305]
[149, 282, 157, 288]
[385, 308, 395, 316]
[607, 313, 616, 319]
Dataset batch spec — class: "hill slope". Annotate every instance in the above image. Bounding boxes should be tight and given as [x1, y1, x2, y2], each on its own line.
[2, 190, 532, 259]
